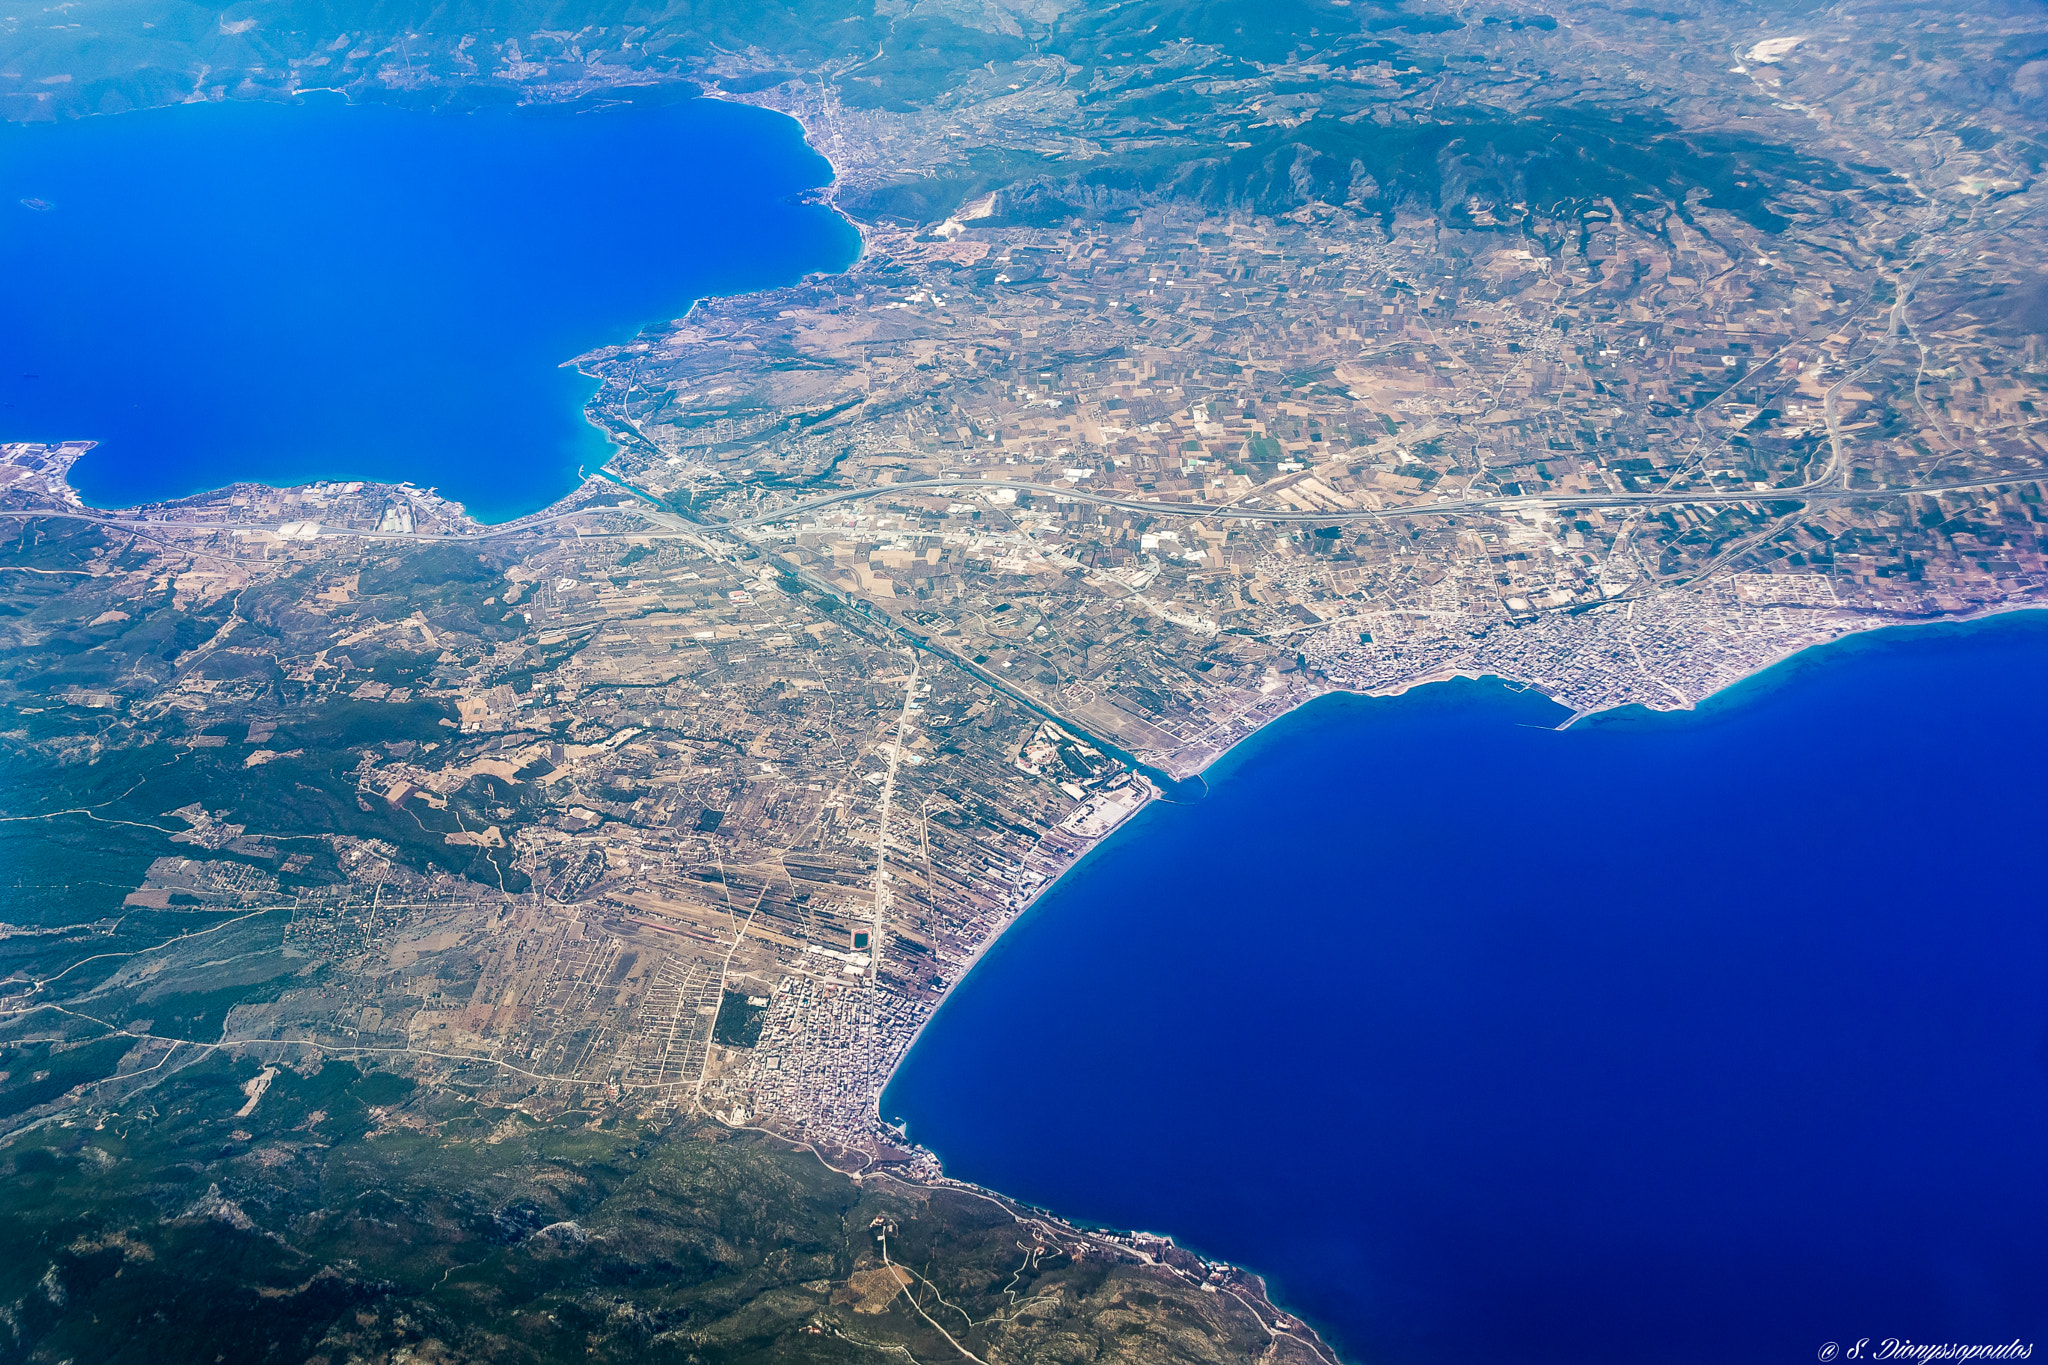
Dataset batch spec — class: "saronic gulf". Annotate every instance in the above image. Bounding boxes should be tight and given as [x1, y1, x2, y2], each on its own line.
[884, 611, 2048, 1365]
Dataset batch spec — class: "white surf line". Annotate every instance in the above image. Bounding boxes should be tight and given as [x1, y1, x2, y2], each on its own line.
[868, 655, 920, 985]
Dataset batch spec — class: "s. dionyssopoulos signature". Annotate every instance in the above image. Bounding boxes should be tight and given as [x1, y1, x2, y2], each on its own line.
[1819, 1340, 2034, 1362]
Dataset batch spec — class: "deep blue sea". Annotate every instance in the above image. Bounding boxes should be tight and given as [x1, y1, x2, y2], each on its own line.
[0, 95, 857, 521]
[885, 611, 2048, 1365]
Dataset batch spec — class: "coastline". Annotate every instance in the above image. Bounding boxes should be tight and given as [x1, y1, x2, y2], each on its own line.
[903, 1173, 1347, 1365]
[894, 594, 2048, 1059]
[6, 89, 857, 526]
[4, 83, 1333, 1350]
[10, 79, 2046, 1365]
[849, 774, 1355, 1365]
[10, 437, 2029, 1364]
[869, 600, 2048, 1364]
[1148, 591, 2048, 784]
[1556, 594, 2048, 727]
[697, 85, 874, 271]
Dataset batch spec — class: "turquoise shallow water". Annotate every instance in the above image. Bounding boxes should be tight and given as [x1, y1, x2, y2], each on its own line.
[0, 95, 858, 521]
[885, 611, 2048, 1365]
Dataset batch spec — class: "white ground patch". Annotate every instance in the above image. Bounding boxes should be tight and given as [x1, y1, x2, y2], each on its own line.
[234, 1065, 279, 1118]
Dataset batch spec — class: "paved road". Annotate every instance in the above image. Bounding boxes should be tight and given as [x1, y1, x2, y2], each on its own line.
[4, 469, 2036, 547]
[0, 505, 599, 543]
[715, 471, 2040, 529]
[867, 658, 921, 984]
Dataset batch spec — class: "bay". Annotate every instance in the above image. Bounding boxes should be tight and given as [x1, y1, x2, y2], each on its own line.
[884, 611, 2048, 1365]
[0, 94, 858, 521]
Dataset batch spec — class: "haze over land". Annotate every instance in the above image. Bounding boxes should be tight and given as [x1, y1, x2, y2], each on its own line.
[0, 0, 2045, 1359]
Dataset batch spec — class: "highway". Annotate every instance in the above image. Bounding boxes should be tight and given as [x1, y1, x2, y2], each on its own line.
[8, 468, 2035, 549]
[713, 470, 2041, 529]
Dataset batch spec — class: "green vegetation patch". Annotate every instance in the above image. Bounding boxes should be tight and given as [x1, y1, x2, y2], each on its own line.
[0, 1050, 1288, 1365]
[712, 989, 769, 1048]
[834, 18, 1029, 112]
